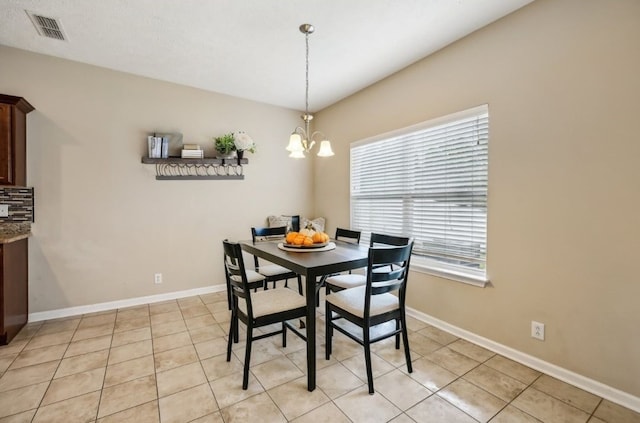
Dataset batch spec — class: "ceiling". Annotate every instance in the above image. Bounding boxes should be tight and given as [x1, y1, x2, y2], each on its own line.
[0, 0, 533, 112]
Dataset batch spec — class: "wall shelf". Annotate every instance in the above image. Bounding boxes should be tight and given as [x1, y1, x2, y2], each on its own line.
[141, 157, 248, 180]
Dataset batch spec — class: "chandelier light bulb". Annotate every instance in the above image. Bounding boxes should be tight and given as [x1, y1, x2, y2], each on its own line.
[317, 140, 335, 157]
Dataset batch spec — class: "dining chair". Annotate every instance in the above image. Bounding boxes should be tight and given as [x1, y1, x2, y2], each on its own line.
[325, 232, 410, 294]
[223, 243, 267, 310]
[335, 227, 361, 244]
[325, 240, 414, 394]
[315, 228, 362, 302]
[251, 226, 303, 294]
[223, 240, 307, 389]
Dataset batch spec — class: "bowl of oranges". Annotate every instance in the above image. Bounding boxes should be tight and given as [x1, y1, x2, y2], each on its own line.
[284, 227, 330, 248]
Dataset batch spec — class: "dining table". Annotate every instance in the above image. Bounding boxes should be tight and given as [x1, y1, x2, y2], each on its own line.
[240, 238, 369, 391]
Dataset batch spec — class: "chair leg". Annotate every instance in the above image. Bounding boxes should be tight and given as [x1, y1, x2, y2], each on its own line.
[297, 275, 303, 295]
[401, 314, 413, 373]
[226, 313, 235, 362]
[282, 322, 287, 348]
[364, 331, 375, 394]
[315, 278, 322, 308]
[233, 313, 239, 343]
[242, 326, 253, 390]
[395, 319, 400, 349]
[325, 303, 332, 359]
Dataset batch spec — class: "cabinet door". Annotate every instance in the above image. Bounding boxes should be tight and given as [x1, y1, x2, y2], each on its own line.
[0, 103, 12, 185]
[0, 239, 28, 345]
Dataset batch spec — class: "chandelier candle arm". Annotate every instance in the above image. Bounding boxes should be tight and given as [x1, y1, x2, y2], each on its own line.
[286, 23, 334, 159]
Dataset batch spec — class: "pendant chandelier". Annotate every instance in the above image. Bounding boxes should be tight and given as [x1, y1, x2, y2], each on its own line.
[286, 24, 334, 159]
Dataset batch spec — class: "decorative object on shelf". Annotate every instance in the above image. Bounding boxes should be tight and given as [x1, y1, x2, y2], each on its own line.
[214, 133, 236, 159]
[141, 157, 247, 180]
[181, 143, 204, 158]
[233, 131, 256, 161]
[147, 134, 169, 158]
[285, 24, 334, 159]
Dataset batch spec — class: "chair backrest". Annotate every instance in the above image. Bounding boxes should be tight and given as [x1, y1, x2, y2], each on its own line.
[335, 227, 361, 244]
[223, 240, 255, 317]
[251, 226, 287, 269]
[291, 215, 300, 232]
[364, 240, 414, 315]
[251, 226, 287, 243]
[370, 232, 411, 247]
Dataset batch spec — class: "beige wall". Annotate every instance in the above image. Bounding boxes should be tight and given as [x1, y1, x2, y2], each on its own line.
[0, 45, 315, 313]
[315, 0, 640, 397]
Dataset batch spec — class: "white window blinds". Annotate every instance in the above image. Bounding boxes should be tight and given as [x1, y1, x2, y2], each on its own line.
[351, 105, 489, 280]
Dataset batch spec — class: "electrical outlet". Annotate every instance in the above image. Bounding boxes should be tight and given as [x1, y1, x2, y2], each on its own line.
[154, 273, 162, 284]
[531, 321, 545, 340]
[0, 204, 8, 217]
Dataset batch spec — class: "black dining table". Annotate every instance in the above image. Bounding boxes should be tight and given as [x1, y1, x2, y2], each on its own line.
[240, 239, 369, 391]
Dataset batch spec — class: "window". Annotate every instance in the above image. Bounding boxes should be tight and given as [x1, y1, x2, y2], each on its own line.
[350, 105, 489, 285]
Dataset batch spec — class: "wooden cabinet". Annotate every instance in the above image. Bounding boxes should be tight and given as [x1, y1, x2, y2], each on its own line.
[0, 238, 28, 345]
[0, 95, 34, 186]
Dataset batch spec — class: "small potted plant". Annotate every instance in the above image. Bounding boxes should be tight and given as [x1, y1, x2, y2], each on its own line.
[213, 133, 236, 159]
[233, 131, 256, 160]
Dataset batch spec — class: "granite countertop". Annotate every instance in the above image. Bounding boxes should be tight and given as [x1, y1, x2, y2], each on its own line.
[0, 232, 30, 243]
[0, 222, 31, 244]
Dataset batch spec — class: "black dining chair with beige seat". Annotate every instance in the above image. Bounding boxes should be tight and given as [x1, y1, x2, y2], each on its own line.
[325, 240, 414, 394]
[223, 241, 266, 310]
[223, 240, 307, 389]
[324, 232, 411, 294]
[251, 226, 303, 294]
[315, 228, 362, 302]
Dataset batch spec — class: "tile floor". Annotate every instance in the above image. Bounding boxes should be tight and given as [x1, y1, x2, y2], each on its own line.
[0, 289, 638, 423]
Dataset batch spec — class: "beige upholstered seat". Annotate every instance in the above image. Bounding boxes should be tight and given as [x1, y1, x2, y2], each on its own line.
[325, 273, 366, 290]
[238, 288, 306, 318]
[230, 269, 265, 285]
[325, 285, 398, 318]
[255, 263, 292, 277]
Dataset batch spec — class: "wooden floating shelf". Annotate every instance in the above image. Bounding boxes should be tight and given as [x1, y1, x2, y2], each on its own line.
[141, 157, 248, 165]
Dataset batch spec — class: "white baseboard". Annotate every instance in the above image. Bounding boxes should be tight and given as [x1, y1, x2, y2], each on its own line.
[406, 307, 640, 414]
[28, 284, 227, 322]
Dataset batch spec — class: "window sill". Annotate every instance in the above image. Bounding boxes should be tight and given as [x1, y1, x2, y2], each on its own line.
[410, 261, 489, 287]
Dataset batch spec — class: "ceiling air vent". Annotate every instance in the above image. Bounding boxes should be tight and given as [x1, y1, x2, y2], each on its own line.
[26, 11, 67, 41]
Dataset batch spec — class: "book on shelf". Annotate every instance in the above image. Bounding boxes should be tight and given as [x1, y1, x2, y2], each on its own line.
[161, 137, 169, 158]
[182, 143, 201, 150]
[181, 149, 204, 158]
[148, 135, 169, 158]
[147, 136, 162, 158]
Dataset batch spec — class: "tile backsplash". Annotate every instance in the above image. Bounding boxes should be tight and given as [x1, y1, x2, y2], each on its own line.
[0, 186, 34, 222]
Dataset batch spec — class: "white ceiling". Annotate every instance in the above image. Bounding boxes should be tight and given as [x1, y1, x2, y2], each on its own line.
[0, 0, 533, 111]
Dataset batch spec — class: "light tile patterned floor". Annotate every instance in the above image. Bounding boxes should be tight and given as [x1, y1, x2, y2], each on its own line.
[0, 289, 638, 423]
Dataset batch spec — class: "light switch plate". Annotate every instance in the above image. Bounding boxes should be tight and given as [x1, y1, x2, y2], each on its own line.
[0, 204, 8, 217]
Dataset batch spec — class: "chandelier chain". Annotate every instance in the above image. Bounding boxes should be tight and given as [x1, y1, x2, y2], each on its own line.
[304, 30, 310, 137]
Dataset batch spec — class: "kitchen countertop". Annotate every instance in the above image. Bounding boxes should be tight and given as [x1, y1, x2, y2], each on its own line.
[0, 232, 30, 244]
[0, 222, 31, 244]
